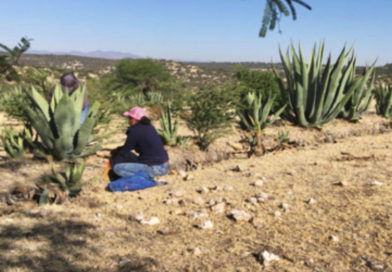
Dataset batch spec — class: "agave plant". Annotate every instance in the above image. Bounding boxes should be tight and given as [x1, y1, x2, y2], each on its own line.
[238, 92, 286, 156]
[157, 104, 179, 146]
[25, 85, 100, 161]
[41, 159, 85, 204]
[275, 42, 375, 128]
[340, 62, 376, 122]
[1, 127, 25, 158]
[375, 82, 392, 118]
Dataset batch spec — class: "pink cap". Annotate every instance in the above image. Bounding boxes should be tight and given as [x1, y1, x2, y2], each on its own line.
[123, 106, 147, 120]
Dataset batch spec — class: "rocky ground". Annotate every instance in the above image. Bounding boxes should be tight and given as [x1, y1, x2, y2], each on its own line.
[0, 109, 392, 271]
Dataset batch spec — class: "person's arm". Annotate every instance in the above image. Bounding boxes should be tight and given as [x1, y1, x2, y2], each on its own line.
[117, 129, 137, 157]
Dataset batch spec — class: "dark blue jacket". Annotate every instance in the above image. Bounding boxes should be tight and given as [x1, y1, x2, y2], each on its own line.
[111, 122, 169, 167]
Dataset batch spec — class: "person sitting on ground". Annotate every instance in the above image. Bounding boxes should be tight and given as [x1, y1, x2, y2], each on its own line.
[110, 106, 169, 179]
[49, 72, 90, 123]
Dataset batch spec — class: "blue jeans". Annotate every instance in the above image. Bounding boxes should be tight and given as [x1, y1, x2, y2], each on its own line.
[80, 104, 91, 124]
[113, 162, 169, 178]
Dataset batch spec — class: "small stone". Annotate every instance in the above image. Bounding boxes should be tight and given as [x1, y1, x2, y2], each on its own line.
[287, 170, 297, 176]
[231, 165, 246, 172]
[140, 216, 160, 225]
[211, 202, 225, 213]
[210, 185, 222, 191]
[196, 220, 214, 230]
[252, 179, 264, 187]
[334, 180, 348, 186]
[216, 197, 224, 203]
[184, 174, 194, 181]
[163, 197, 180, 205]
[371, 180, 383, 186]
[119, 258, 131, 265]
[157, 228, 172, 235]
[280, 202, 289, 211]
[306, 198, 316, 205]
[193, 196, 205, 205]
[259, 250, 280, 264]
[178, 170, 187, 178]
[228, 142, 243, 151]
[4, 218, 13, 223]
[223, 185, 233, 191]
[274, 210, 281, 217]
[192, 247, 202, 255]
[251, 217, 263, 228]
[207, 199, 215, 206]
[189, 212, 208, 221]
[329, 235, 339, 242]
[171, 190, 186, 197]
[197, 187, 210, 194]
[229, 209, 251, 222]
[116, 205, 123, 210]
[247, 197, 259, 205]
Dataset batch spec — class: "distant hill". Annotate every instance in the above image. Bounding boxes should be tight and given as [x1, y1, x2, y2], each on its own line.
[28, 50, 141, 60]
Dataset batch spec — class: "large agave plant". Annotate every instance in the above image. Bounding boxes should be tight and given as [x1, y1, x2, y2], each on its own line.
[238, 92, 286, 156]
[340, 62, 376, 122]
[375, 82, 392, 118]
[275, 42, 374, 128]
[25, 85, 100, 160]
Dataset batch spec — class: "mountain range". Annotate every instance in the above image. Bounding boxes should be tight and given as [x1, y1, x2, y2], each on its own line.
[27, 49, 141, 60]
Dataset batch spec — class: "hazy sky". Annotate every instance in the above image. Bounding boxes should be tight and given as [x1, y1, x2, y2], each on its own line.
[1, 0, 391, 65]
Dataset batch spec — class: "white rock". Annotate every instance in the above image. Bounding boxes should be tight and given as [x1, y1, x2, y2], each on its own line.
[280, 202, 289, 211]
[4, 218, 13, 223]
[208, 199, 216, 206]
[274, 210, 282, 217]
[184, 174, 194, 181]
[116, 205, 123, 210]
[260, 250, 280, 264]
[192, 247, 202, 255]
[134, 212, 144, 221]
[211, 202, 225, 213]
[189, 212, 209, 221]
[197, 187, 210, 194]
[251, 217, 263, 228]
[119, 258, 131, 265]
[171, 190, 186, 197]
[140, 216, 160, 225]
[252, 179, 264, 187]
[192, 196, 205, 205]
[371, 180, 383, 186]
[329, 235, 339, 242]
[306, 198, 316, 205]
[223, 185, 233, 191]
[163, 197, 180, 205]
[178, 170, 187, 178]
[229, 209, 251, 222]
[247, 197, 259, 205]
[196, 220, 214, 230]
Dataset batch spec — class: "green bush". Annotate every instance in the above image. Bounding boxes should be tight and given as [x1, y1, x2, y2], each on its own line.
[233, 66, 282, 112]
[185, 88, 233, 150]
[0, 86, 32, 121]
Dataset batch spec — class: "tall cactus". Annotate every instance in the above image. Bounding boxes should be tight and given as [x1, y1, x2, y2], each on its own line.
[375, 82, 392, 118]
[340, 62, 376, 122]
[275, 42, 374, 128]
[158, 104, 179, 146]
[25, 85, 100, 160]
[238, 92, 286, 156]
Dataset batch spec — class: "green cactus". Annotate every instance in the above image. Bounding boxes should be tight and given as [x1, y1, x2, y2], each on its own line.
[275, 42, 375, 128]
[340, 63, 376, 122]
[146, 91, 163, 105]
[375, 82, 392, 118]
[25, 84, 100, 160]
[158, 104, 179, 146]
[238, 92, 286, 156]
[1, 127, 25, 158]
[48, 159, 85, 197]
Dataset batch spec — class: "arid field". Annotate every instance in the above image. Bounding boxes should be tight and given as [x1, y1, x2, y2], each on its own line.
[1, 106, 391, 272]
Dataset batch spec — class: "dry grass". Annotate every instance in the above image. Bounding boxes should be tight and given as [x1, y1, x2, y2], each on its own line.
[1, 110, 392, 271]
